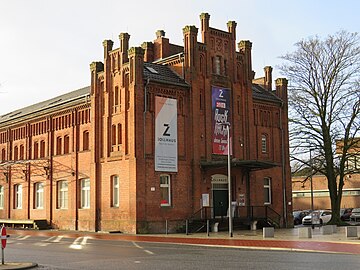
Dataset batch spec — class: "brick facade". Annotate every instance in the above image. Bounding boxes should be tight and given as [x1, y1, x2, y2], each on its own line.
[0, 13, 292, 233]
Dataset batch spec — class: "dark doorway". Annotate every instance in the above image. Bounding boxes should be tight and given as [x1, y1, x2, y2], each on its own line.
[213, 190, 228, 217]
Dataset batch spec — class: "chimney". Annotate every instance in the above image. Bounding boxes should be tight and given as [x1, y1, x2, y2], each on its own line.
[264, 66, 273, 91]
[154, 30, 169, 60]
[142, 42, 154, 62]
[276, 78, 288, 102]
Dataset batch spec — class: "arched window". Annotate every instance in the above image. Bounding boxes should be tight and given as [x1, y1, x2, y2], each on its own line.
[83, 131, 89, 151]
[19, 145, 24, 160]
[64, 135, 70, 154]
[111, 125, 116, 147]
[34, 141, 39, 159]
[14, 146, 18, 160]
[56, 136, 62, 155]
[40, 140, 46, 158]
[1, 149, 5, 161]
[261, 134, 268, 153]
[117, 124, 122, 145]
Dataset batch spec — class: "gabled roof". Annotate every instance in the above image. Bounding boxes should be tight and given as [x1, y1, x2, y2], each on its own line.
[252, 84, 283, 104]
[0, 64, 189, 126]
[0, 86, 90, 126]
[143, 62, 189, 88]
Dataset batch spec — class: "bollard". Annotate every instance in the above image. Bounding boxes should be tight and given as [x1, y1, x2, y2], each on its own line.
[298, 227, 312, 238]
[346, 226, 358, 238]
[165, 220, 168, 235]
[320, 225, 332, 235]
[186, 219, 189, 235]
[263, 227, 274, 238]
[207, 220, 209, 237]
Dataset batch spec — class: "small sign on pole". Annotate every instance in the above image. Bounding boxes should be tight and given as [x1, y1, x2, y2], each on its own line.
[1, 225, 7, 265]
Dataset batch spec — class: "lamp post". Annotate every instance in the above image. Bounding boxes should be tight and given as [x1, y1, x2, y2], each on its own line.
[226, 124, 233, 238]
[309, 148, 314, 228]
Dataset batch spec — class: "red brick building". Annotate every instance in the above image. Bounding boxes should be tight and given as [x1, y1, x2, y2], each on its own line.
[0, 13, 292, 233]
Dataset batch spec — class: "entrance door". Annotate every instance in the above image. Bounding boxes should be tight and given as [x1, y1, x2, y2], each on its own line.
[213, 190, 228, 217]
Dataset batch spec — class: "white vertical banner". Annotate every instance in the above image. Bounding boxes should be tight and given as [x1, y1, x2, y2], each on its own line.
[155, 96, 178, 172]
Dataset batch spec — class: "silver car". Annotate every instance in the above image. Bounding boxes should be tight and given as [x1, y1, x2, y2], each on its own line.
[302, 210, 332, 225]
[350, 208, 360, 222]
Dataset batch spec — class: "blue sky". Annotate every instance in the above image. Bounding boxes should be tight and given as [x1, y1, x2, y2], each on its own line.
[0, 0, 359, 115]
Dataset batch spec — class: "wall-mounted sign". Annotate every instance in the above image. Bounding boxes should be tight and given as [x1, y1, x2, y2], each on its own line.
[211, 86, 232, 155]
[155, 96, 178, 172]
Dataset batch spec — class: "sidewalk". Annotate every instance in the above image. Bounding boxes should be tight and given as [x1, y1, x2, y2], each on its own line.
[6, 226, 360, 255]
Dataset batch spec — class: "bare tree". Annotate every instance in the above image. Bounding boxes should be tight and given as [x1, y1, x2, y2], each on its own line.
[280, 31, 360, 224]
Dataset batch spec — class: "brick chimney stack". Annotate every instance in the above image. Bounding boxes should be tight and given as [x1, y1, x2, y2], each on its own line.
[264, 66, 273, 91]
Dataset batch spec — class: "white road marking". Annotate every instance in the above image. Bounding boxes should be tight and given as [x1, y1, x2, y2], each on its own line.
[132, 242, 154, 255]
[18, 235, 30, 240]
[69, 236, 91, 250]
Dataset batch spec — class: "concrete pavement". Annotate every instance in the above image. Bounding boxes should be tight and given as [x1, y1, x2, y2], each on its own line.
[2, 226, 360, 269]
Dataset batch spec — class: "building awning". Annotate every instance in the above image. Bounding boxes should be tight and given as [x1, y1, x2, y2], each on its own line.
[200, 159, 279, 170]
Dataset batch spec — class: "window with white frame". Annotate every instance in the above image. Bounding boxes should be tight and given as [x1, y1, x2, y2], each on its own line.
[160, 174, 171, 206]
[14, 184, 22, 209]
[0, 186, 4, 209]
[57, 180, 68, 209]
[111, 175, 119, 207]
[261, 134, 267, 153]
[34, 182, 44, 209]
[264, 177, 272, 204]
[80, 178, 90, 209]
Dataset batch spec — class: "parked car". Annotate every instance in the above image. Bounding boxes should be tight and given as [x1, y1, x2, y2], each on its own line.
[350, 208, 360, 222]
[302, 210, 332, 225]
[340, 208, 353, 221]
[293, 210, 311, 225]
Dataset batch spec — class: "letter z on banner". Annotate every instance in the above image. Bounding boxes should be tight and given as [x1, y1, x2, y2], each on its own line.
[155, 96, 178, 172]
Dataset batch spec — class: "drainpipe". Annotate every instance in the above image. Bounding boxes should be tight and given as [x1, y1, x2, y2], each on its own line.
[280, 103, 287, 227]
[143, 78, 150, 159]
[48, 116, 53, 227]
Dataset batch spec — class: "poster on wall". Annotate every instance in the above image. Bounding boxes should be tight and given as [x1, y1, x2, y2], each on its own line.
[155, 96, 178, 172]
[212, 86, 232, 155]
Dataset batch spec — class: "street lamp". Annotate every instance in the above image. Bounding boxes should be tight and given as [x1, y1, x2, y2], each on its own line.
[226, 124, 233, 238]
[309, 148, 314, 228]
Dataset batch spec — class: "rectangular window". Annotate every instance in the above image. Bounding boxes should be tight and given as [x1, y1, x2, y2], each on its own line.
[14, 184, 22, 209]
[112, 175, 119, 207]
[264, 177, 272, 205]
[81, 178, 90, 209]
[57, 180, 68, 209]
[35, 182, 44, 209]
[160, 175, 171, 206]
[0, 186, 4, 209]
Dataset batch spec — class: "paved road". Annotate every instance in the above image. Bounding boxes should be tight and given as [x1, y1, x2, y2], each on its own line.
[4, 234, 360, 270]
